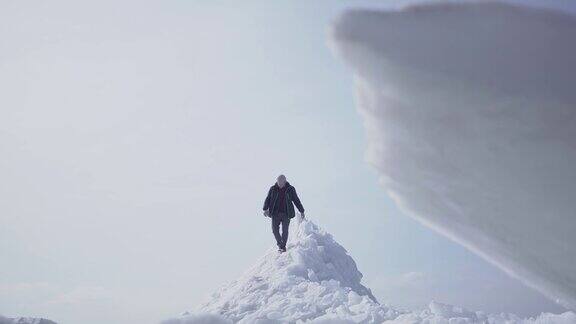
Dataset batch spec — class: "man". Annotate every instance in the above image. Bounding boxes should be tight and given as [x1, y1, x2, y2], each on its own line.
[263, 175, 305, 252]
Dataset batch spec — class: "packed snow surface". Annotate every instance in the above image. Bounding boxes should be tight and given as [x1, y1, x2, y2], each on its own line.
[166, 219, 575, 323]
[330, 2, 576, 310]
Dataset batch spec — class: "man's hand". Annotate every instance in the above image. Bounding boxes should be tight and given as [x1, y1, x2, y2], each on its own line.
[300, 212, 305, 219]
[263, 210, 270, 217]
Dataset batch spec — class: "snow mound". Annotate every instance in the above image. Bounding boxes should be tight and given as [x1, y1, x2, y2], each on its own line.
[390, 301, 576, 324]
[166, 218, 396, 323]
[192, 218, 396, 323]
[165, 219, 574, 323]
[0, 316, 57, 324]
[161, 313, 231, 324]
[330, 2, 576, 310]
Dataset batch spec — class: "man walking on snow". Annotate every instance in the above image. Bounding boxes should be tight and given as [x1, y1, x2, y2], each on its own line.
[263, 175, 305, 252]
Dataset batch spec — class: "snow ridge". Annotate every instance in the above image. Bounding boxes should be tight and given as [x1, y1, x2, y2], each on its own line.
[165, 219, 575, 323]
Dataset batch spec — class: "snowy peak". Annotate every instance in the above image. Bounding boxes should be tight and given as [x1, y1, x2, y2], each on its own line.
[166, 219, 576, 323]
[195, 218, 395, 323]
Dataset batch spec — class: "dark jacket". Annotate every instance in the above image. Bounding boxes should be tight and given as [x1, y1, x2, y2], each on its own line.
[263, 182, 304, 218]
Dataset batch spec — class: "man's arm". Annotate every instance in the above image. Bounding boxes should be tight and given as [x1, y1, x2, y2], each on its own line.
[263, 187, 272, 211]
[291, 187, 305, 213]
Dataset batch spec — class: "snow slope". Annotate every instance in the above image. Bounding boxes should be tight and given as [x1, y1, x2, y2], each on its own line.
[165, 219, 575, 323]
[330, 2, 576, 310]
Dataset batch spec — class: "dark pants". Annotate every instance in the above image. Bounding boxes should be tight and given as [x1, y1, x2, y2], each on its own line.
[272, 212, 290, 249]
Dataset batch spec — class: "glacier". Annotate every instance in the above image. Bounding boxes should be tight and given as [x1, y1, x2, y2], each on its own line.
[330, 2, 576, 310]
[165, 219, 575, 323]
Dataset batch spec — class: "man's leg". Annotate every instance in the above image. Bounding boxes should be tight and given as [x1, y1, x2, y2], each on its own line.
[271, 215, 283, 248]
[280, 216, 290, 250]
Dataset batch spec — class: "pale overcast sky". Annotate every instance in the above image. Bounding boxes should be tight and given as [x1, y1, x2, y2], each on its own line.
[1, 1, 575, 324]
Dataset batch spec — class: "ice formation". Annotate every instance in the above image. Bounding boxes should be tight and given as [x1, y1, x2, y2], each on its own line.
[330, 2, 576, 310]
[165, 219, 575, 323]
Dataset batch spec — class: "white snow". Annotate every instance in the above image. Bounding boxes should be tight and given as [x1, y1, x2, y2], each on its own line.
[165, 219, 574, 323]
[187, 218, 396, 323]
[0, 316, 57, 324]
[389, 301, 576, 324]
[330, 2, 576, 310]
